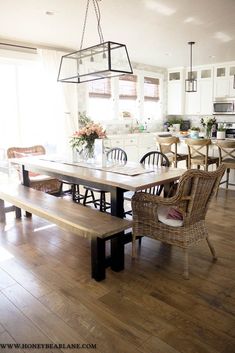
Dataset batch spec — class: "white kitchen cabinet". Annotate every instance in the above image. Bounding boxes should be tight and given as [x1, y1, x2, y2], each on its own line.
[167, 70, 184, 115]
[213, 64, 235, 98]
[185, 68, 213, 115]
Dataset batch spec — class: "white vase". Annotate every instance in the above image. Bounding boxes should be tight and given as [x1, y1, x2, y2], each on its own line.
[216, 131, 226, 140]
[172, 123, 181, 132]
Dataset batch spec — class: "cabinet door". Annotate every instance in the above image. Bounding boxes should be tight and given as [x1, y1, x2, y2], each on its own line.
[214, 78, 229, 98]
[229, 77, 235, 97]
[167, 81, 183, 114]
[200, 80, 213, 114]
[185, 91, 200, 115]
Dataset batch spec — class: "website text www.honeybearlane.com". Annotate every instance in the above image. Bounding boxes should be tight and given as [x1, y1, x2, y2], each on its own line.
[0, 343, 97, 350]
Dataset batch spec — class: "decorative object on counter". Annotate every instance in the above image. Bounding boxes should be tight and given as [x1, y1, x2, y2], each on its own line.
[185, 41, 197, 93]
[167, 117, 183, 131]
[70, 114, 106, 162]
[190, 127, 200, 139]
[216, 125, 226, 140]
[57, 0, 132, 84]
[200, 117, 217, 138]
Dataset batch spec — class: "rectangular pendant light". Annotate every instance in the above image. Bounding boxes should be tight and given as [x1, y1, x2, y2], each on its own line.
[58, 41, 133, 84]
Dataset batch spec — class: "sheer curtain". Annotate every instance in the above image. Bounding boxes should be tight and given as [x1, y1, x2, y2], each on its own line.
[39, 49, 79, 157]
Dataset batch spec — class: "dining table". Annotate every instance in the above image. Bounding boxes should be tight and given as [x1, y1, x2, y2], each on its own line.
[11, 156, 185, 274]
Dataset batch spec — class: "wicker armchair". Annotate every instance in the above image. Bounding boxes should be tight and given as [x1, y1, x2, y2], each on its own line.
[7, 145, 62, 195]
[131, 164, 225, 279]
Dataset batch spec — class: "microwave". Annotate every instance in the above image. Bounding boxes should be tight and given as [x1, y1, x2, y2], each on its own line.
[213, 100, 235, 115]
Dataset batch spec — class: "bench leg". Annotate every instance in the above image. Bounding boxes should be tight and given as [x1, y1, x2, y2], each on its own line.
[15, 207, 22, 219]
[91, 237, 106, 281]
[111, 232, 124, 272]
[0, 199, 6, 223]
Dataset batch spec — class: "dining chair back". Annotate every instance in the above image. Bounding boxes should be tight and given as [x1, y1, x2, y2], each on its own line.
[157, 136, 188, 168]
[185, 138, 219, 171]
[83, 147, 127, 212]
[216, 140, 235, 188]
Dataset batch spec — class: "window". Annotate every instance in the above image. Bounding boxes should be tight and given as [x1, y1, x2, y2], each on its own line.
[0, 52, 63, 154]
[143, 76, 161, 123]
[88, 78, 113, 121]
[119, 75, 138, 119]
[119, 75, 137, 99]
[144, 77, 159, 101]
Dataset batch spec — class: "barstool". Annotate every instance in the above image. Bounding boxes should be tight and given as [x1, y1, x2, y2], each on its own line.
[185, 138, 219, 171]
[216, 140, 235, 188]
[157, 136, 188, 168]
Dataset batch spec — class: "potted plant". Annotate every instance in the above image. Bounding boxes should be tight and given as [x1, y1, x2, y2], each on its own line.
[167, 117, 183, 132]
[216, 125, 226, 140]
[190, 126, 200, 139]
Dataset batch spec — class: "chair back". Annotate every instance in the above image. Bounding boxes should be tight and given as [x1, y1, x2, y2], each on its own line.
[216, 140, 235, 164]
[157, 136, 180, 166]
[140, 151, 170, 195]
[173, 164, 225, 226]
[107, 147, 127, 162]
[7, 145, 46, 159]
[185, 138, 211, 169]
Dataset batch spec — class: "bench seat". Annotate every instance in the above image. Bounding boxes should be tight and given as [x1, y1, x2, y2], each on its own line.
[0, 183, 132, 281]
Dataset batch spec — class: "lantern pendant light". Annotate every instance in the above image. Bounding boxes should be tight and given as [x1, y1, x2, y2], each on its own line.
[58, 0, 133, 84]
[185, 41, 197, 92]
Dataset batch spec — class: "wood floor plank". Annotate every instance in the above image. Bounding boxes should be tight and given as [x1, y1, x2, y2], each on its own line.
[0, 268, 16, 290]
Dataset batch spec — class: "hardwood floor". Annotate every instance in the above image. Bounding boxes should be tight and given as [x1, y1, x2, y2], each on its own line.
[0, 188, 234, 353]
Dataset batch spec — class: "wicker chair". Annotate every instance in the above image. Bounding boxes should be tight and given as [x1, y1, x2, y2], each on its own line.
[131, 164, 225, 279]
[157, 136, 188, 168]
[7, 145, 62, 195]
[185, 138, 219, 171]
[216, 140, 235, 189]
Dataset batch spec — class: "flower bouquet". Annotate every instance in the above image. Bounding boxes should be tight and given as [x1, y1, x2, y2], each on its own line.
[70, 114, 106, 161]
[200, 117, 217, 138]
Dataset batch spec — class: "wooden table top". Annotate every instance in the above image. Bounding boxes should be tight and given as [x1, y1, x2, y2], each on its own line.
[11, 156, 185, 192]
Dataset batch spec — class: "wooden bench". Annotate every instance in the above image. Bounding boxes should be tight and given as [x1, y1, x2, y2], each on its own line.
[0, 183, 132, 281]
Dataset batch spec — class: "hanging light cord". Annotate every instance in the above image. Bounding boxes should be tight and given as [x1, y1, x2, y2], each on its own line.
[190, 43, 193, 80]
[79, 0, 105, 51]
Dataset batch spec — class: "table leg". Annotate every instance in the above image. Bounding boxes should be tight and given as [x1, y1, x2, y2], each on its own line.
[22, 165, 32, 218]
[110, 232, 124, 272]
[110, 188, 125, 272]
[91, 237, 106, 281]
[0, 199, 5, 222]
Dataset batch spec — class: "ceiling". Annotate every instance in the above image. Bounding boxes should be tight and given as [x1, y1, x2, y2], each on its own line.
[0, 0, 235, 68]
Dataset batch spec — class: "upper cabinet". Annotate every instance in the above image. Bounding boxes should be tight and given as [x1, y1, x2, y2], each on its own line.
[167, 62, 235, 115]
[167, 70, 185, 115]
[185, 67, 213, 115]
[214, 64, 235, 98]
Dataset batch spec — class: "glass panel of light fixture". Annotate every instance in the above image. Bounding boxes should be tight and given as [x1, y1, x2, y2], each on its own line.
[110, 43, 132, 73]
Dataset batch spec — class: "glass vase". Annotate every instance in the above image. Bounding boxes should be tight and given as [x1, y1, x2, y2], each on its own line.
[206, 126, 211, 138]
[83, 143, 95, 163]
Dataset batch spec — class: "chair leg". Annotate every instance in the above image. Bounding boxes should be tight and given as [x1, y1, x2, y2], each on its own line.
[226, 168, 230, 189]
[132, 237, 137, 258]
[183, 248, 189, 279]
[206, 237, 217, 261]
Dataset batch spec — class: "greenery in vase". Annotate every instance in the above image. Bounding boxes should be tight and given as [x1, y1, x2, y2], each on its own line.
[190, 126, 200, 131]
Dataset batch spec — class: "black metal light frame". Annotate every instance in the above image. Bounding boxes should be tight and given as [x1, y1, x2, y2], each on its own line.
[185, 41, 197, 93]
[58, 41, 133, 84]
[57, 0, 133, 84]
